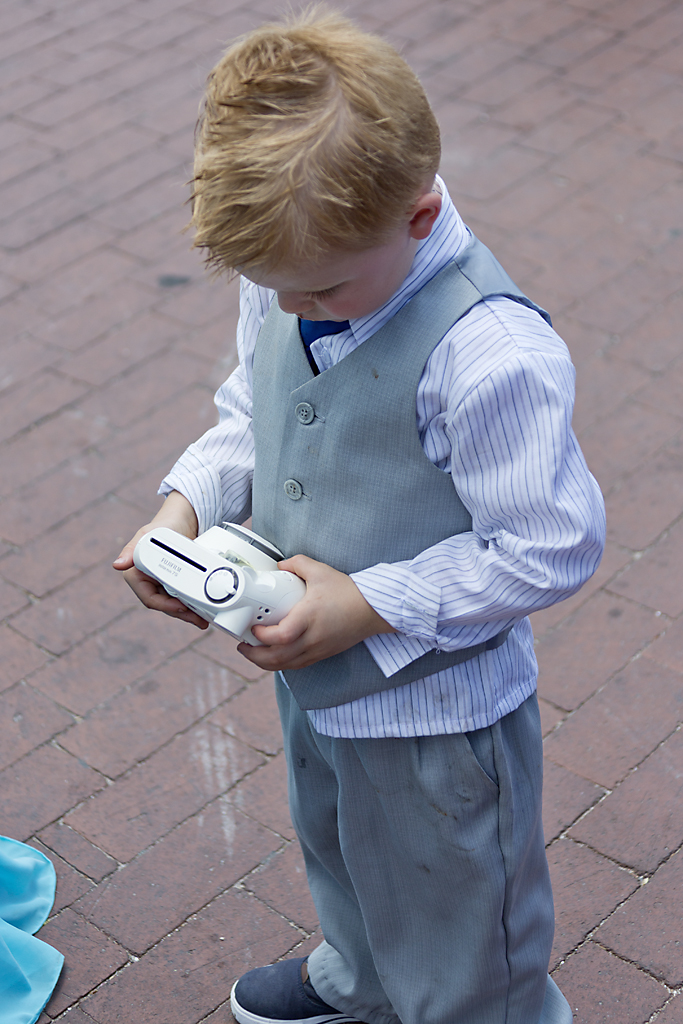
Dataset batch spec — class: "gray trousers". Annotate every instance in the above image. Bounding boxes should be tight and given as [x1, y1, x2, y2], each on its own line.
[275, 677, 571, 1024]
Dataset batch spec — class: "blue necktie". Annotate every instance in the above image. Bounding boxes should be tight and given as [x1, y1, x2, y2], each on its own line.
[299, 318, 350, 374]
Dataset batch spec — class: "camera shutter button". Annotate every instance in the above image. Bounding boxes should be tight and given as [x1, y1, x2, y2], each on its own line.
[295, 402, 315, 424]
[204, 567, 239, 603]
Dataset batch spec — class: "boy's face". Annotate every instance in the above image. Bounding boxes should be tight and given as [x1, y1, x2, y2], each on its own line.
[242, 229, 419, 322]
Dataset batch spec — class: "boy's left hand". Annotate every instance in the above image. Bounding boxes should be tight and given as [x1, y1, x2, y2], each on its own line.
[237, 554, 396, 670]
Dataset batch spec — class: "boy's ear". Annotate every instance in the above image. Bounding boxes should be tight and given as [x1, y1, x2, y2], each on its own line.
[408, 191, 442, 240]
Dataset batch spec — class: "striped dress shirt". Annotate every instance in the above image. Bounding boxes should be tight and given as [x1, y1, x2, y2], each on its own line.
[161, 179, 605, 738]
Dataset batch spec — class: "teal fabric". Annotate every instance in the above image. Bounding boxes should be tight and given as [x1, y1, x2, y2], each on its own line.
[0, 836, 64, 1024]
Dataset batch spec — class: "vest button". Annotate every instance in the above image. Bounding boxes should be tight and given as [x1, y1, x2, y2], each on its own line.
[295, 402, 315, 424]
[284, 478, 303, 500]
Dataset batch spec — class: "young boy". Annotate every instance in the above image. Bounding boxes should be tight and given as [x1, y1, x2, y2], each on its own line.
[114, 10, 605, 1024]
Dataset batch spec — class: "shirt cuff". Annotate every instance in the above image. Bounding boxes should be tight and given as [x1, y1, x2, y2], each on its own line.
[159, 446, 224, 537]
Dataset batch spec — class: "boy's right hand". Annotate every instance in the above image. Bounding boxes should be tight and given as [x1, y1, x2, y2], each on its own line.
[112, 490, 209, 629]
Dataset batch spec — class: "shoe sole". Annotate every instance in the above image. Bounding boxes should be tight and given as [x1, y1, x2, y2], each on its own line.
[230, 979, 362, 1024]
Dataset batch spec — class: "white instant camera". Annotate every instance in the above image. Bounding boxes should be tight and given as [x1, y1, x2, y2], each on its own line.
[133, 523, 306, 645]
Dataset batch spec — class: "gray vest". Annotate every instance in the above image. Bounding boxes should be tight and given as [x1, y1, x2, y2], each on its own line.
[252, 235, 551, 710]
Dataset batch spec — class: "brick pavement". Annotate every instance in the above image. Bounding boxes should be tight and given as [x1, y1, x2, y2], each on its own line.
[1, 0, 682, 1021]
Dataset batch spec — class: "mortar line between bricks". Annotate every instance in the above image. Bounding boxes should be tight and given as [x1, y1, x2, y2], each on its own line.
[554, 933, 676, 995]
[66, 845, 309, 980]
[549, 832, 645, 882]
[538, 626, 673, 719]
[545, 717, 683, 794]
[46, 685, 269, 780]
[45, 745, 287, 873]
[36, 819, 123, 874]
[54, 829, 294, 959]
[589, 937, 679, 992]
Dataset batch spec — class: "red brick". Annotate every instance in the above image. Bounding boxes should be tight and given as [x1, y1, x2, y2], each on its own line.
[3, 215, 112, 287]
[565, 41, 648, 90]
[608, 517, 683, 618]
[550, 127, 645, 193]
[569, 727, 683, 873]
[0, 578, 30, 620]
[603, 290, 683, 372]
[0, 139, 57, 189]
[443, 142, 545, 204]
[476, 168, 582, 234]
[247, 841, 318, 932]
[495, 80, 575, 135]
[59, 311, 178, 387]
[30, 607, 203, 715]
[0, 681, 74, 770]
[52, 9, 148, 59]
[194, 630, 271, 682]
[0, 745, 103, 841]
[156, 275, 243, 329]
[209, 676, 283, 756]
[10, 560, 139, 655]
[542, 758, 604, 843]
[28, 839, 96, 915]
[100, 387, 218, 480]
[38, 44, 135, 88]
[643, 617, 683, 675]
[577, 397, 681, 493]
[112, 457, 170, 518]
[228, 752, 295, 841]
[0, 406, 113, 499]
[0, 625, 49, 693]
[40, 909, 129, 1018]
[655, 996, 683, 1024]
[553, 943, 668, 1024]
[571, 353, 647, 435]
[113, 204, 191, 263]
[30, 280, 158, 352]
[596, 848, 683, 986]
[75, 799, 281, 954]
[80, 889, 299, 1024]
[43, 1007, 96, 1024]
[176, 315, 241, 374]
[76, 349, 213, 430]
[535, 226, 636, 314]
[635, 365, 683, 428]
[530, 101, 618, 156]
[61, 649, 244, 776]
[1, 499, 142, 596]
[543, 658, 683, 788]
[38, 822, 118, 882]
[605, 438, 683, 550]
[539, 697, 564, 737]
[118, 9, 208, 51]
[0, 370, 87, 444]
[0, 74, 57, 120]
[629, 9, 683, 55]
[547, 838, 638, 968]
[0, 334, 62, 390]
[535, 591, 664, 711]
[65, 723, 264, 861]
[28, 247, 142, 317]
[0, 186, 100, 249]
[0, 451, 130, 546]
[91, 169, 186, 232]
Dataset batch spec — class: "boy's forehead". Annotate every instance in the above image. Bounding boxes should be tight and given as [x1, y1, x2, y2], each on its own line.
[242, 234, 406, 291]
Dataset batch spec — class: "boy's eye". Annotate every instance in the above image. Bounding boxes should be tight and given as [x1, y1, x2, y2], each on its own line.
[310, 286, 339, 300]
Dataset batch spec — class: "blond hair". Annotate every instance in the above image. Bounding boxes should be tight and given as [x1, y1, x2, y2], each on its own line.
[190, 7, 440, 274]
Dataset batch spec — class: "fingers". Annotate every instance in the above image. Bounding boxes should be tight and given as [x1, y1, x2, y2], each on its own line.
[121, 566, 208, 629]
[113, 524, 156, 572]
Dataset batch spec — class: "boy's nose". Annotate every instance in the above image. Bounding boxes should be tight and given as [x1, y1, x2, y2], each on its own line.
[277, 292, 315, 316]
